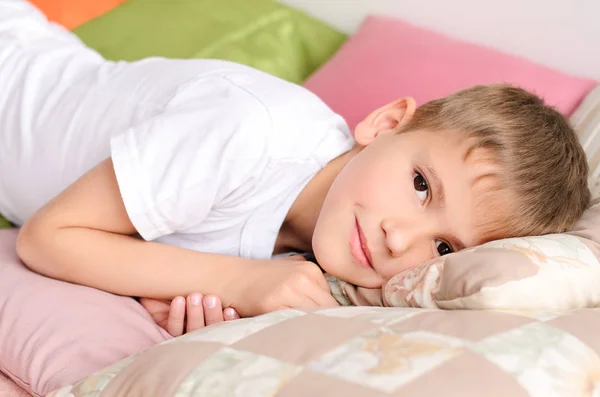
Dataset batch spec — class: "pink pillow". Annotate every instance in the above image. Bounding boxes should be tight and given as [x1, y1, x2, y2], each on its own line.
[0, 229, 171, 396]
[304, 16, 598, 130]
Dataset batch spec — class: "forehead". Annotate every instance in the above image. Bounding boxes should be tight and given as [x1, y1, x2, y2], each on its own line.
[412, 131, 513, 246]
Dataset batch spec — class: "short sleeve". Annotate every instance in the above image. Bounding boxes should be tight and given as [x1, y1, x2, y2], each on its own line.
[110, 77, 271, 241]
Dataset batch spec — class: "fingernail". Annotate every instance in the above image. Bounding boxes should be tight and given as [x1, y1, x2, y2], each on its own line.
[204, 295, 217, 308]
[174, 296, 185, 306]
[224, 308, 234, 319]
[190, 293, 202, 305]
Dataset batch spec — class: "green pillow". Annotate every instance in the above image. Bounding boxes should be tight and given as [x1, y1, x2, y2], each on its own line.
[0, 216, 11, 229]
[73, 0, 347, 84]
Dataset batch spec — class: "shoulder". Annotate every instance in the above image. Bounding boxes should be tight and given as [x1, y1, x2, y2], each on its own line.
[148, 65, 276, 163]
[217, 65, 355, 164]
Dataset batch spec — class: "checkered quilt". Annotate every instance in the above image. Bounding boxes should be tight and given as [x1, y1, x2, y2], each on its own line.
[49, 306, 600, 397]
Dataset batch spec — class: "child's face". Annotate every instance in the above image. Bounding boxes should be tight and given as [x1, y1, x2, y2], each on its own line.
[312, 101, 508, 288]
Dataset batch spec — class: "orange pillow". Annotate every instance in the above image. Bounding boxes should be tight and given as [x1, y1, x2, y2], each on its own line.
[28, 0, 126, 30]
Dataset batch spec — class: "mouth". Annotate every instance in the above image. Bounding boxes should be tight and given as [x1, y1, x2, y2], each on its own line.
[351, 216, 373, 270]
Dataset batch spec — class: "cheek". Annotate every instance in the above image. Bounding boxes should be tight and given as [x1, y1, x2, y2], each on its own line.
[344, 157, 408, 206]
[326, 146, 416, 221]
[326, 160, 373, 203]
[360, 170, 414, 211]
[356, 173, 388, 201]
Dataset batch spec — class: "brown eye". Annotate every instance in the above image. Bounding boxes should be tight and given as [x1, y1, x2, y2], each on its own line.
[413, 172, 429, 202]
[414, 172, 427, 191]
[436, 240, 453, 256]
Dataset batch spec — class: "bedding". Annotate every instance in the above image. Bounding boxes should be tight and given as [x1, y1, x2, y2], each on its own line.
[48, 306, 600, 397]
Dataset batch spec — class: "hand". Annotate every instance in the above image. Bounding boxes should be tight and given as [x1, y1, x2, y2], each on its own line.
[140, 293, 240, 337]
[228, 255, 339, 317]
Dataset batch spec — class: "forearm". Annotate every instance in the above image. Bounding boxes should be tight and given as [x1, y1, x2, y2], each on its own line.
[17, 225, 247, 301]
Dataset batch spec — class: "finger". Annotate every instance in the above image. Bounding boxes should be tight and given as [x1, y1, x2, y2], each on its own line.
[306, 287, 340, 308]
[139, 297, 169, 328]
[203, 295, 224, 325]
[223, 307, 240, 321]
[185, 293, 205, 334]
[139, 297, 171, 315]
[166, 296, 186, 337]
[281, 291, 326, 310]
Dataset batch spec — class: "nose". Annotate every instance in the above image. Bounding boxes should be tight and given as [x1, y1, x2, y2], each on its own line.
[381, 218, 434, 258]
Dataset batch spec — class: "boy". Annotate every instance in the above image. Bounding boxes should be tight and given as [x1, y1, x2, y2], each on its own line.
[2, 1, 591, 328]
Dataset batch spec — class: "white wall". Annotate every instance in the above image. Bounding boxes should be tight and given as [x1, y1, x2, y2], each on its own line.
[280, 0, 600, 80]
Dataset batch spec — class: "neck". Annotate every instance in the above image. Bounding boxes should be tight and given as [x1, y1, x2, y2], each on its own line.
[275, 146, 361, 254]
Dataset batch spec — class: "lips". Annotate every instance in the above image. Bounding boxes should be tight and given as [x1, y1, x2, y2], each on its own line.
[351, 216, 373, 270]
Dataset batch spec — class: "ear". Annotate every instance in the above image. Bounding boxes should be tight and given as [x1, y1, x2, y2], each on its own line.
[354, 97, 416, 146]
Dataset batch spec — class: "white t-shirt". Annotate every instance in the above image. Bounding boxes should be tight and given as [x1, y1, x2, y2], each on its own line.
[0, 1, 355, 259]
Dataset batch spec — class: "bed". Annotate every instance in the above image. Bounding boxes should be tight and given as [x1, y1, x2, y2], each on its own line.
[1, 0, 599, 396]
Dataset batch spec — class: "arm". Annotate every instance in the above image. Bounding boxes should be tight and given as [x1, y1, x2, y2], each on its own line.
[17, 159, 339, 316]
[17, 158, 248, 300]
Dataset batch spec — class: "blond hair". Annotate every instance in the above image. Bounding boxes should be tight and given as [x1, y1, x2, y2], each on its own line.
[399, 85, 590, 239]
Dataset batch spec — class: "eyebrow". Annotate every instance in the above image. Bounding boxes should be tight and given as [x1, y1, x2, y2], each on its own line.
[424, 164, 466, 251]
